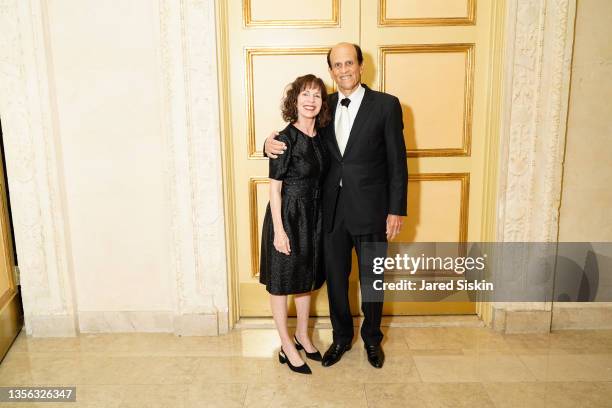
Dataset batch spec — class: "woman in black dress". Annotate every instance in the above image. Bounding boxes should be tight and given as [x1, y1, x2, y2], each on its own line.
[260, 74, 331, 374]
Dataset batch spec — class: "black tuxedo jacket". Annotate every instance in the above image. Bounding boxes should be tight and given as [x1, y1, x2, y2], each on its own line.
[321, 85, 408, 235]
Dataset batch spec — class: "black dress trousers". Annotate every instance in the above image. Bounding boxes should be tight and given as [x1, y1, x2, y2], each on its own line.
[324, 187, 387, 346]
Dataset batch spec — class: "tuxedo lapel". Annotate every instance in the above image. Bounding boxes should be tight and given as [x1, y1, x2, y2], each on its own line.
[342, 85, 374, 158]
[327, 92, 342, 161]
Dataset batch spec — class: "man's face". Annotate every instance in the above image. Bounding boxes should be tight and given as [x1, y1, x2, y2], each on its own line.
[328, 44, 363, 95]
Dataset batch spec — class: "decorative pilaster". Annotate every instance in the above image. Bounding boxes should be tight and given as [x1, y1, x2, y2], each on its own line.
[0, 0, 77, 336]
[493, 0, 577, 332]
[159, 0, 229, 335]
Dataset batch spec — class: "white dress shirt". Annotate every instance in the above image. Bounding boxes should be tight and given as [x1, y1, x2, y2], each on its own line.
[335, 84, 365, 186]
[334, 84, 366, 146]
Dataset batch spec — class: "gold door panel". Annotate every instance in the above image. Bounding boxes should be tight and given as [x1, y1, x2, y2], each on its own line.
[380, 0, 476, 26]
[226, 0, 358, 317]
[361, 0, 494, 315]
[398, 173, 470, 244]
[244, 0, 340, 27]
[380, 44, 474, 157]
[386, 173, 472, 315]
[246, 48, 335, 159]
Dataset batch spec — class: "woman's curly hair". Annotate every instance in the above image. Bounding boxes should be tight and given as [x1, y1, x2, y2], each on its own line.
[281, 74, 331, 128]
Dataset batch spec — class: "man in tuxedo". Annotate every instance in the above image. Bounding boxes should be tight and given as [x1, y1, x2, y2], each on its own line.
[265, 43, 407, 368]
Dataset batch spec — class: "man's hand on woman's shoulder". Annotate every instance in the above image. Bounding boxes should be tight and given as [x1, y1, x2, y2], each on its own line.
[264, 131, 286, 159]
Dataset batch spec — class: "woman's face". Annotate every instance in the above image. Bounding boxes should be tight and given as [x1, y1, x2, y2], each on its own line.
[296, 85, 322, 120]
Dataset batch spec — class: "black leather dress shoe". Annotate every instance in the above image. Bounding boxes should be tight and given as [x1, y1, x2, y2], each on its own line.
[365, 344, 385, 368]
[321, 342, 352, 367]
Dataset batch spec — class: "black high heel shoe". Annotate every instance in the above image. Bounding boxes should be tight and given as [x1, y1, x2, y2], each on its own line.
[294, 335, 323, 361]
[279, 348, 312, 374]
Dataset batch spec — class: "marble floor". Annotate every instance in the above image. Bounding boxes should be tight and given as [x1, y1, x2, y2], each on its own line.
[0, 326, 611, 407]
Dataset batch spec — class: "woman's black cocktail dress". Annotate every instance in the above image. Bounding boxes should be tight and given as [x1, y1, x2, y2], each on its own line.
[259, 124, 328, 295]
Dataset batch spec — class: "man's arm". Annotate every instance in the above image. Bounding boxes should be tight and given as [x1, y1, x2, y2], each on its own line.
[263, 132, 287, 159]
[384, 96, 408, 240]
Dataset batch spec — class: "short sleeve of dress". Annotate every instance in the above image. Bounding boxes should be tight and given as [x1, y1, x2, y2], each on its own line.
[268, 133, 292, 180]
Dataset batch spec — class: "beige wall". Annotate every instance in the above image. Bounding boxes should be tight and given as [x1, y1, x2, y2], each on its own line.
[46, 0, 173, 311]
[2, 0, 226, 335]
[558, 0, 612, 241]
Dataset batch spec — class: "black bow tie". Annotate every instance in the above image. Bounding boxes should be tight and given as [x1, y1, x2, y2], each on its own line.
[340, 98, 351, 108]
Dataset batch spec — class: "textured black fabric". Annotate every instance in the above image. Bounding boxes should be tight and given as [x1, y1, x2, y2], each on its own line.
[259, 124, 329, 295]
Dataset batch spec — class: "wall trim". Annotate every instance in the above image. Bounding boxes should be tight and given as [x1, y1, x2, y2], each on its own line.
[0, 0, 78, 337]
[77, 310, 225, 335]
[484, 0, 578, 332]
[158, 0, 230, 335]
[215, 0, 240, 327]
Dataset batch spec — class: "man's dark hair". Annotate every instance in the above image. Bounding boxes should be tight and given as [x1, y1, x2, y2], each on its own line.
[326, 43, 363, 68]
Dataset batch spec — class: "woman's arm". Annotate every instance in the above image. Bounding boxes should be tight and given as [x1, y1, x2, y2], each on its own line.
[270, 179, 291, 255]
